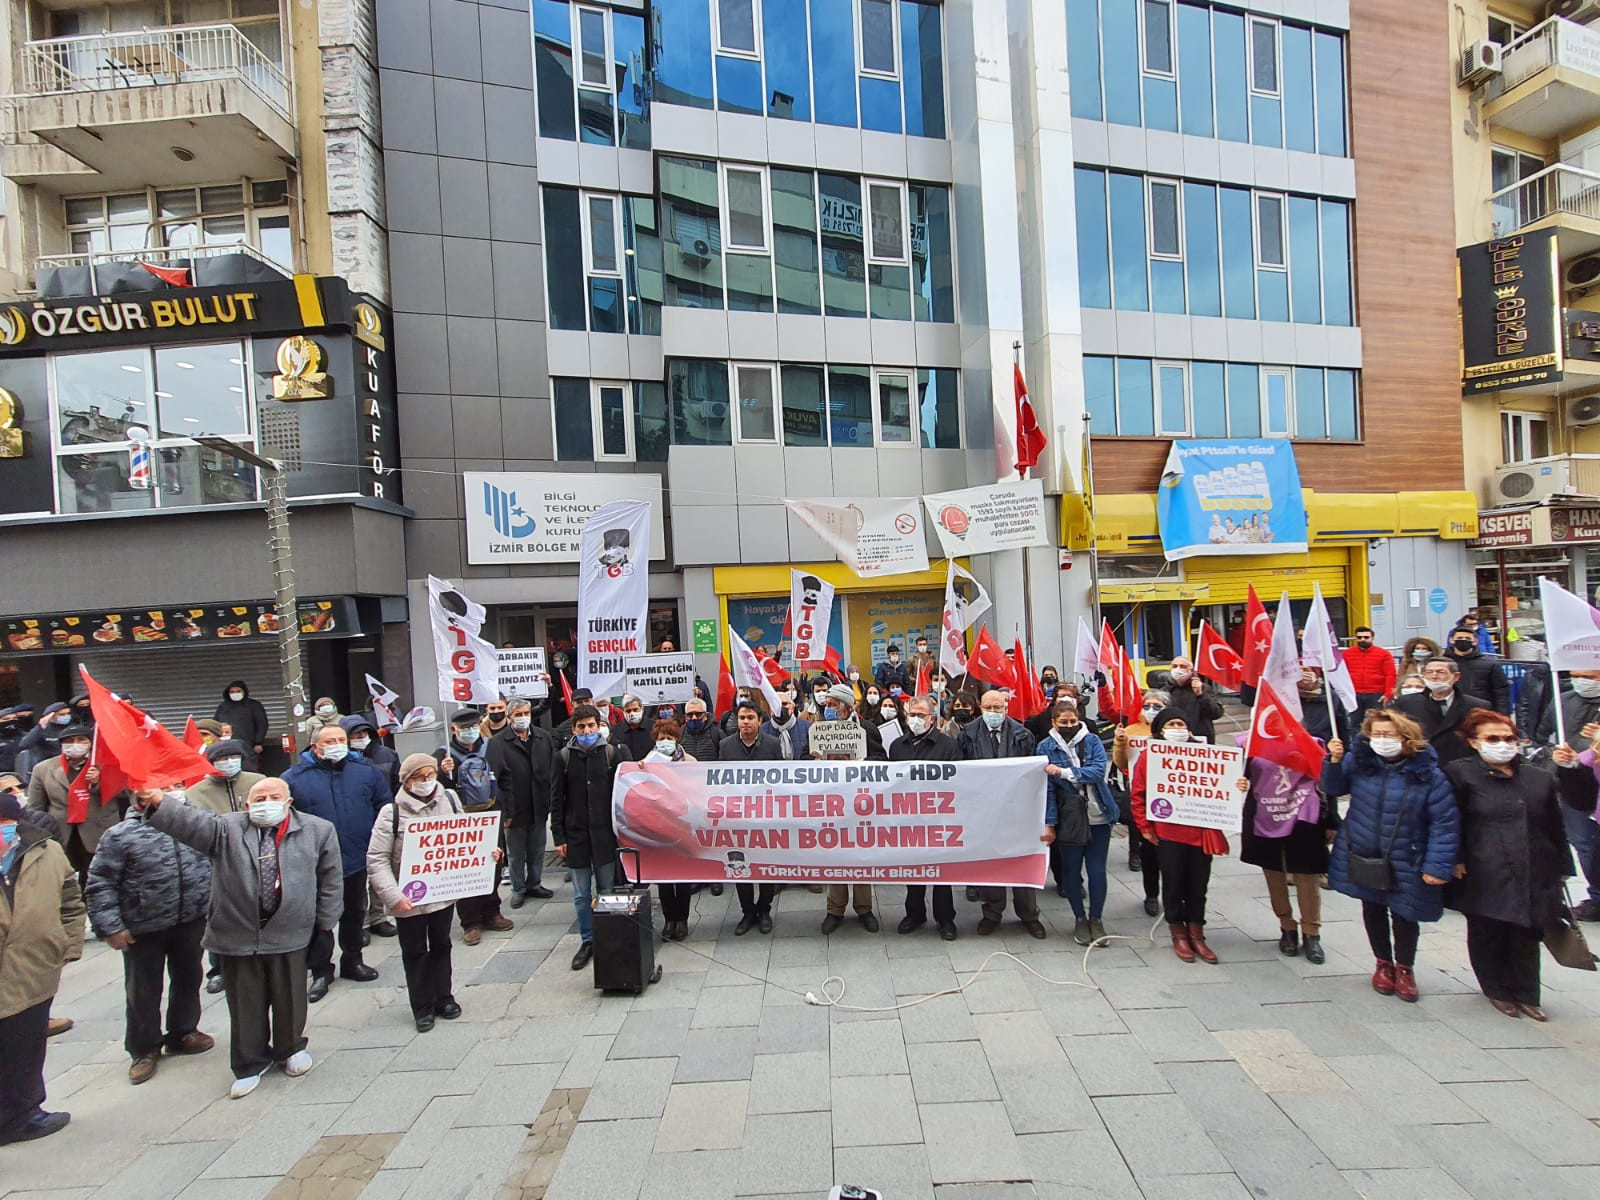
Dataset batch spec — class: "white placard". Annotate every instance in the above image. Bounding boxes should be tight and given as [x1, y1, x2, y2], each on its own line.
[496, 647, 548, 699]
[397, 811, 501, 906]
[464, 471, 665, 565]
[923, 479, 1049, 556]
[784, 497, 930, 578]
[1145, 741, 1246, 833]
[623, 652, 696, 705]
[808, 720, 868, 760]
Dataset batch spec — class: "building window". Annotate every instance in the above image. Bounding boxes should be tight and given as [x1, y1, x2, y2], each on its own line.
[63, 180, 291, 268]
[1249, 18, 1279, 96]
[733, 363, 778, 442]
[594, 382, 633, 459]
[544, 188, 657, 334]
[715, 0, 761, 58]
[1083, 355, 1357, 441]
[1148, 179, 1182, 259]
[1502, 411, 1552, 463]
[51, 341, 258, 514]
[876, 370, 914, 444]
[1261, 367, 1291, 436]
[1156, 361, 1189, 435]
[722, 165, 770, 254]
[574, 5, 611, 89]
[586, 194, 621, 276]
[1487, 15, 1525, 47]
[552, 378, 637, 461]
[533, 0, 650, 147]
[1255, 193, 1286, 268]
[866, 181, 909, 265]
[1142, 0, 1174, 76]
[859, 0, 900, 79]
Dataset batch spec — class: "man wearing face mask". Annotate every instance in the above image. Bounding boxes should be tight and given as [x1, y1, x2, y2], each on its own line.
[14, 702, 74, 785]
[1443, 627, 1510, 715]
[551, 705, 633, 969]
[811, 686, 887, 931]
[141, 779, 343, 1099]
[615, 694, 656, 760]
[1344, 627, 1396, 715]
[481, 697, 512, 742]
[186, 740, 266, 994]
[892, 694, 964, 940]
[958, 690, 1049, 938]
[721, 702, 787, 933]
[680, 697, 722, 762]
[488, 698, 557, 908]
[26, 726, 120, 890]
[910, 636, 938, 681]
[1394, 658, 1489, 768]
[339, 716, 398, 794]
[763, 690, 810, 759]
[1151, 657, 1223, 744]
[281, 725, 388, 1001]
[874, 646, 913, 695]
[0, 707, 26, 776]
[302, 697, 345, 741]
[213, 681, 268, 771]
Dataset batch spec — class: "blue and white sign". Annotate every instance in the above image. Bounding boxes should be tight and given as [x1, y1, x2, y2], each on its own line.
[1155, 440, 1309, 561]
[1428, 587, 1449, 614]
[464, 471, 665, 565]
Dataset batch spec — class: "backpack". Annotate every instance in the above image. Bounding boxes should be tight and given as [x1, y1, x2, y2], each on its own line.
[558, 744, 620, 774]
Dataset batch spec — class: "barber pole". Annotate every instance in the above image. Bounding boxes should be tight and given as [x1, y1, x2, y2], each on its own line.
[128, 441, 151, 490]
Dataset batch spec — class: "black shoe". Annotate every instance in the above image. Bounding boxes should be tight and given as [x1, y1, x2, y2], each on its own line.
[1128, 847, 1142, 873]
[307, 974, 332, 1003]
[965, 887, 980, 902]
[509, 892, 526, 909]
[1302, 936, 1326, 965]
[571, 942, 594, 970]
[757, 913, 773, 934]
[369, 920, 398, 938]
[0, 1110, 70, 1145]
[820, 914, 843, 934]
[1056, 886, 1070, 898]
[435, 998, 463, 1019]
[735, 913, 757, 935]
[938, 922, 958, 941]
[1143, 897, 1160, 917]
[415, 1013, 436, 1033]
[710, 883, 724, 896]
[361, 930, 371, 947]
[205, 973, 225, 996]
[527, 886, 555, 899]
[860, 912, 880, 933]
[340, 961, 379, 982]
[1575, 898, 1600, 922]
[1278, 929, 1300, 957]
[1073, 918, 1092, 946]
[898, 915, 926, 935]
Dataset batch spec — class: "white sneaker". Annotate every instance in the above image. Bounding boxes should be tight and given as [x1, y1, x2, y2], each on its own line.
[229, 1071, 265, 1099]
[283, 1050, 313, 1077]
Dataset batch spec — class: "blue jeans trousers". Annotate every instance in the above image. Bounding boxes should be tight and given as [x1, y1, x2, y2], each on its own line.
[570, 862, 617, 944]
[1057, 824, 1112, 919]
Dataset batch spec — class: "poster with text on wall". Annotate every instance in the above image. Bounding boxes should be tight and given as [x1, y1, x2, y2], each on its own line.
[397, 811, 501, 906]
[1155, 440, 1308, 562]
[1145, 741, 1246, 833]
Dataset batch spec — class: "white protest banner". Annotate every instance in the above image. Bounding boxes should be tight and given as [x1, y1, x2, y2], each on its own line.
[789, 570, 836, 665]
[623, 652, 696, 705]
[808, 720, 868, 760]
[924, 479, 1049, 556]
[612, 757, 1049, 886]
[496, 647, 548, 699]
[577, 499, 653, 697]
[428, 576, 499, 704]
[1539, 576, 1600, 671]
[784, 497, 930, 577]
[397, 811, 502, 906]
[1146, 741, 1246, 833]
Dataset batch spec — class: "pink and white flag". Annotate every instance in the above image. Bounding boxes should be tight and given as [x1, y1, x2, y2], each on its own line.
[1261, 593, 1304, 722]
[1539, 576, 1600, 671]
[1300, 583, 1356, 712]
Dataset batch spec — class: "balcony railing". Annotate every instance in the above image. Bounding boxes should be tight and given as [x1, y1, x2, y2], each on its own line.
[34, 243, 289, 295]
[19, 24, 289, 121]
[1494, 16, 1600, 95]
[1488, 162, 1600, 236]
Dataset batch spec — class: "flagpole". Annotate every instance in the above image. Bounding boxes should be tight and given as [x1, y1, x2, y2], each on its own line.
[1552, 667, 1568, 749]
[1014, 341, 1037, 662]
[1082, 410, 1102, 633]
[1323, 681, 1337, 741]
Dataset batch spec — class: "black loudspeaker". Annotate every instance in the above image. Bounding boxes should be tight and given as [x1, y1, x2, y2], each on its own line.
[591, 850, 662, 993]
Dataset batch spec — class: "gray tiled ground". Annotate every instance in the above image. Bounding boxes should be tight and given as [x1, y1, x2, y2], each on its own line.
[5, 855, 1600, 1200]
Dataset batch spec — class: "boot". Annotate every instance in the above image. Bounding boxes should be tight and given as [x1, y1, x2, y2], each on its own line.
[1188, 924, 1218, 964]
[1277, 928, 1299, 956]
[1170, 924, 1195, 963]
[1128, 842, 1142, 873]
[1371, 959, 1396, 995]
[1393, 964, 1419, 1003]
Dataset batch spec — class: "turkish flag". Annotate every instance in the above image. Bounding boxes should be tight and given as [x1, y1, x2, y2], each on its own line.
[138, 261, 193, 287]
[821, 645, 844, 681]
[757, 651, 791, 689]
[559, 669, 575, 716]
[969, 626, 1016, 691]
[1247, 681, 1327, 780]
[1097, 621, 1124, 719]
[182, 716, 204, 751]
[1014, 364, 1047, 477]
[715, 655, 737, 720]
[80, 667, 218, 790]
[1241, 584, 1272, 688]
[1116, 646, 1143, 722]
[1196, 621, 1245, 691]
[915, 658, 930, 697]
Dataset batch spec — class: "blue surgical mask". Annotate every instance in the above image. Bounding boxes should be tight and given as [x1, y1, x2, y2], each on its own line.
[456, 728, 481, 745]
[321, 744, 349, 763]
[217, 758, 243, 779]
[0, 823, 17, 849]
[981, 711, 1005, 731]
[823, 706, 840, 720]
[655, 739, 678, 757]
[574, 731, 602, 749]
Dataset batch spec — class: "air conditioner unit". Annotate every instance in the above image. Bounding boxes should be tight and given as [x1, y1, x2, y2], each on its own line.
[1568, 255, 1600, 289]
[1571, 394, 1600, 426]
[1459, 39, 1503, 87]
[1493, 458, 1573, 504]
[1548, 0, 1600, 25]
[675, 232, 711, 263]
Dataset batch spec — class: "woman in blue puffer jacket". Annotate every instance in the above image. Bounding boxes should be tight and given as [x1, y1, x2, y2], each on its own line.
[1042, 701, 1120, 946]
[1322, 708, 1458, 1004]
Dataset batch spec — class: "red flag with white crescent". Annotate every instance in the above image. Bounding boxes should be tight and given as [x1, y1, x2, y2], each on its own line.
[1196, 621, 1245, 691]
[1246, 681, 1326, 780]
[1242, 584, 1272, 688]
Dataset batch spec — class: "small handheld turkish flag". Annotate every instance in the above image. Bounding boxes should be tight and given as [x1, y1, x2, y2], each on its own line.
[969, 626, 1017, 691]
[1196, 621, 1245, 691]
[1246, 681, 1326, 781]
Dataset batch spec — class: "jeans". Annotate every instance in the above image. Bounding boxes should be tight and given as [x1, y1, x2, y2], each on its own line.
[1158, 841, 1212, 927]
[308, 871, 369, 978]
[506, 817, 549, 895]
[122, 916, 205, 1058]
[1361, 901, 1419, 966]
[570, 862, 617, 944]
[1058, 824, 1112, 919]
[395, 907, 455, 1018]
[1560, 800, 1599, 901]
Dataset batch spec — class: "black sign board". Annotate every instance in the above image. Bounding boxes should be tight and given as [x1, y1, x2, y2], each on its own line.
[2, 597, 358, 656]
[1460, 230, 1563, 394]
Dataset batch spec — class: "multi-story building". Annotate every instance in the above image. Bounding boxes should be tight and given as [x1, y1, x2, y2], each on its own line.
[1453, 0, 1600, 653]
[0, 1, 404, 759]
[379, 0, 1474, 707]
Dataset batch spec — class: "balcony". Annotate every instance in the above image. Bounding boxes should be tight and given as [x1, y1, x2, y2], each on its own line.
[1485, 17, 1600, 139]
[33, 244, 290, 298]
[1488, 163, 1600, 261]
[1, 25, 295, 193]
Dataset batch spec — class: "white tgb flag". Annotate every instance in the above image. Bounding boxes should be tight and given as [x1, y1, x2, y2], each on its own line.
[789, 569, 836, 667]
[939, 561, 992, 676]
[427, 576, 500, 705]
[1539, 576, 1600, 671]
[365, 673, 401, 729]
[727, 624, 783, 715]
[577, 499, 653, 698]
[1261, 592, 1304, 722]
[1301, 583, 1357, 712]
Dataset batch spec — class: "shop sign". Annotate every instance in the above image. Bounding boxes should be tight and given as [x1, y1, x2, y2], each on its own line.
[692, 618, 720, 655]
[1459, 230, 1563, 394]
[1470, 509, 1536, 548]
[2, 597, 355, 655]
[464, 471, 665, 564]
[1549, 506, 1600, 543]
[271, 336, 331, 400]
[354, 311, 396, 501]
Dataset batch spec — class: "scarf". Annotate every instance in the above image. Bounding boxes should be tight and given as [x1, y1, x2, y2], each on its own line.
[63, 755, 93, 825]
[1248, 759, 1321, 839]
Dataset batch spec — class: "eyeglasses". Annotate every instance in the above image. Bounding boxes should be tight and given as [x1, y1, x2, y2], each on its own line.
[1475, 734, 1517, 745]
[409, 772, 439, 783]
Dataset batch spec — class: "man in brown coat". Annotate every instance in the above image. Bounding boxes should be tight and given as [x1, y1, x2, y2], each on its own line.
[25, 725, 120, 887]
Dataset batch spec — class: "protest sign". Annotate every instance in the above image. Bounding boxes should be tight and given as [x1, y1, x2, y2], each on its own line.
[1146, 741, 1246, 832]
[808, 720, 868, 760]
[612, 757, 1049, 886]
[623, 652, 696, 705]
[496, 646, 548, 699]
[396, 811, 502, 905]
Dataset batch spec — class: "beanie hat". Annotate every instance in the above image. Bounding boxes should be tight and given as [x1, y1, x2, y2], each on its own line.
[1148, 707, 1188, 740]
[824, 683, 857, 709]
[194, 718, 225, 738]
[398, 753, 439, 784]
[205, 738, 248, 763]
[0, 794, 23, 821]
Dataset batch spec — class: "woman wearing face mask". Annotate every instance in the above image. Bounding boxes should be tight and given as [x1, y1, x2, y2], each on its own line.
[1043, 702, 1120, 944]
[368, 755, 487, 1032]
[302, 697, 345, 741]
[1443, 711, 1593, 1021]
[1324, 710, 1458, 1002]
[642, 719, 697, 941]
[1113, 691, 1171, 916]
[941, 693, 979, 738]
[1398, 637, 1441, 690]
[870, 694, 905, 748]
[1130, 709, 1235, 962]
[845, 666, 867, 705]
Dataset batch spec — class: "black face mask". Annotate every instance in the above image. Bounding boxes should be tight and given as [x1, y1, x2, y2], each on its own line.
[1452, 641, 1474, 653]
[1041, 678, 1057, 688]
[953, 709, 975, 724]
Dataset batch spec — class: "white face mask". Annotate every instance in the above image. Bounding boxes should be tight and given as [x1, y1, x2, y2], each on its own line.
[511, 715, 532, 731]
[247, 800, 287, 827]
[217, 758, 243, 778]
[1369, 736, 1404, 760]
[880, 706, 897, 720]
[655, 739, 678, 757]
[62, 742, 90, 759]
[906, 715, 930, 735]
[1141, 706, 1161, 722]
[320, 743, 349, 763]
[1412, 648, 1431, 661]
[848, 671, 859, 681]
[350, 736, 371, 751]
[1574, 678, 1600, 699]
[316, 704, 336, 716]
[1161, 727, 1190, 743]
[228, 690, 244, 702]
[932, 681, 945, 692]
[1477, 741, 1519, 765]
[1425, 678, 1454, 696]
[405, 779, 438, 798]
[625, 710, 643, 726]
[1169, 669, 1191, 684]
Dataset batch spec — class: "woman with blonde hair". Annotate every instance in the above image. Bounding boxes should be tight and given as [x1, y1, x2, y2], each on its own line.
[1324, 709, 1457, 1002]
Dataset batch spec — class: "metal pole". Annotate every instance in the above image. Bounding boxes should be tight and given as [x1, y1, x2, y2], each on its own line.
[1083, 411, 1103, 631]
[1014, 341, 1036, 658]
[263, 461, 310, 748]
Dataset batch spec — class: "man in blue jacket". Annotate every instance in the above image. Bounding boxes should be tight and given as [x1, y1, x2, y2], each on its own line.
[281, 724, 388, 1001]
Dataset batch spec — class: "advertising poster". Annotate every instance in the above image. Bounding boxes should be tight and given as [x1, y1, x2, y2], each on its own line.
[924, 479, 1049, 556]
[1156, 440, 1309, 561]
[846, 589, 944, 670]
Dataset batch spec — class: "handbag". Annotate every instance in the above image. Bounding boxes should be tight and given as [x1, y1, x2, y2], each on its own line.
[1544, 886, 1598, 971]
[1346, 796, 1407, 892]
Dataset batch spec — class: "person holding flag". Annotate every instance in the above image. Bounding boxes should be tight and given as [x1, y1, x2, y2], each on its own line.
[1150, 656, 1223, 744]
[25, 725, 118, 890]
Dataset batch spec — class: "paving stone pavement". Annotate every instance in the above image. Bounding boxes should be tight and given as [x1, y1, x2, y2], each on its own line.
[4, 851, 1600, 1200]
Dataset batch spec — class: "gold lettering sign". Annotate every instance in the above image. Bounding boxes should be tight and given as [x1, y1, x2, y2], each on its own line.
[0, 387, 23, 458]
[272, 335, 331, 400]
